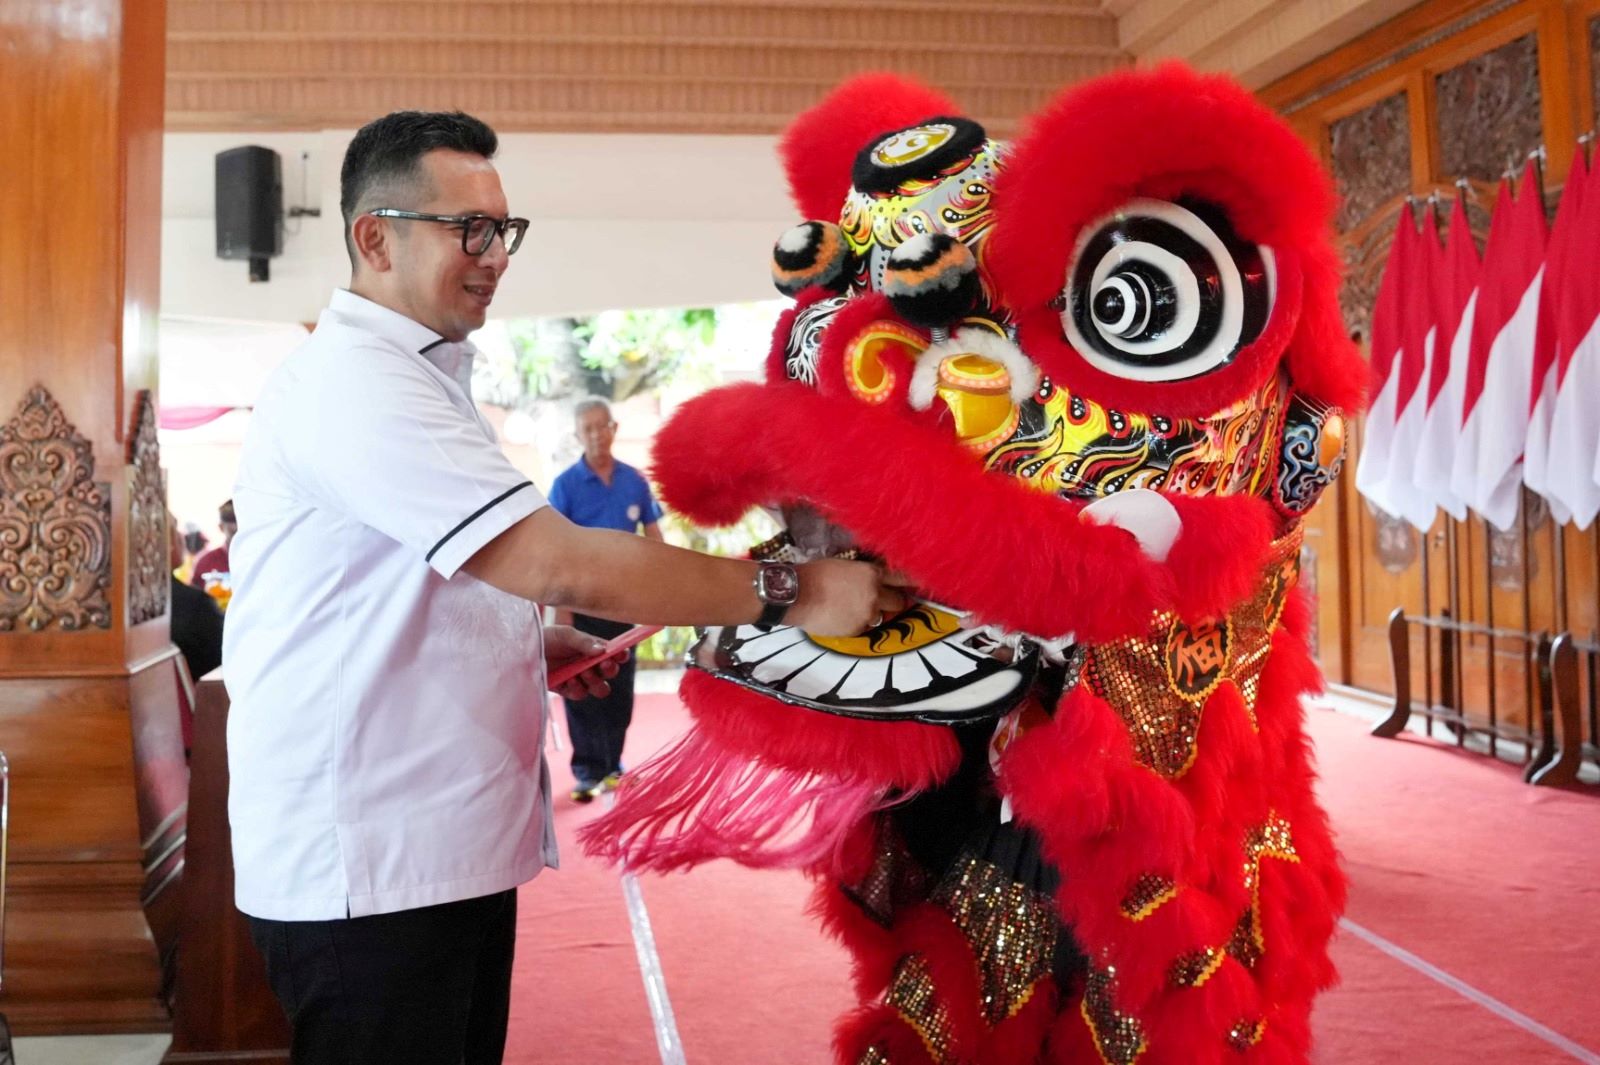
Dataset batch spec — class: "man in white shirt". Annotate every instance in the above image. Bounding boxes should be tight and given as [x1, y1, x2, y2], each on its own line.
[224, 110, 900, 1065]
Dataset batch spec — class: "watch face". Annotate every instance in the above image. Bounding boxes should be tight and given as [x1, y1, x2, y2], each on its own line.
[760, 564, 800, 604]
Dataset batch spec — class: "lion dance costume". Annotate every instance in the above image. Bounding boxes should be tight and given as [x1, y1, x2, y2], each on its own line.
[583, 64, 1364, 1065]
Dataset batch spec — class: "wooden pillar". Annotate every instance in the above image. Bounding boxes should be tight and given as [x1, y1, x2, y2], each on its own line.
[0, 0, 180, 1033]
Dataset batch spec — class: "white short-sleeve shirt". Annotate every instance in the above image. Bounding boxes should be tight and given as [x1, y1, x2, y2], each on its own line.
[224, 288, 554, 921]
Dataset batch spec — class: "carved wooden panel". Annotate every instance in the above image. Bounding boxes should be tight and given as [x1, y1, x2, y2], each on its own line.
[126, 390, 167, 627]
[1435, 32, 1544, 182]
[1592, 14, 1600, 118]
[1331, 92, 1412, 232]
[0, 387, 112, 633]
[1338, 199, 1401, 345]
[1328, 92, 1411, 340]
[1371, 505, 1420, 574]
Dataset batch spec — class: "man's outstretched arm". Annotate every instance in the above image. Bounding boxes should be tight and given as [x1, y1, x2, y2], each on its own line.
[463, 506, 902, 637]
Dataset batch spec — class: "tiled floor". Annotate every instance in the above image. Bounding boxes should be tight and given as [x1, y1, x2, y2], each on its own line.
[10, 1034, 170, 1065]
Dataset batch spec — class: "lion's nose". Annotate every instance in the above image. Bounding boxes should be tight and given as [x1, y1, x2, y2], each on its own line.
[934, 353, 1019, 445]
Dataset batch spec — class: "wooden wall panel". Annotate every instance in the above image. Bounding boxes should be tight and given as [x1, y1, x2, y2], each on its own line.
[1262, 0, 1600, 740]
[0, 0, 178, 1033]
[0, 676, 166, 1031]
[164, 0, 1127, 133]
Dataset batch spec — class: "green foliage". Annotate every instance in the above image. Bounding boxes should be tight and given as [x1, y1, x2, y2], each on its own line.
[505, 307, 718, 403]
[506, 317, 581, 399]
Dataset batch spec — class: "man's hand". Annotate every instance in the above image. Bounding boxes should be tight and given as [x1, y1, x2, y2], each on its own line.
[543, 624, 624, 701]
[787, 558, 912, 637]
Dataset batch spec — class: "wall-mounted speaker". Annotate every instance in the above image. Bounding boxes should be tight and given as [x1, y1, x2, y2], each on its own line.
[215, 146, 283, 282]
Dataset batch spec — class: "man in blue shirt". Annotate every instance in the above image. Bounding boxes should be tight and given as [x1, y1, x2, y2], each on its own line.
[548, 397, 664, 801]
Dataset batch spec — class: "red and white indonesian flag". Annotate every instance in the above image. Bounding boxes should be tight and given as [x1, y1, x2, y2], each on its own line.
[1413, 195, 1480, 521]
[1524, 149, 1589, 523]
[1450, 165, 1549, 531]
[1545, 149, 1600, 528]
[1355, 204, 1416, 518]
[1384, 205, 1443, 530]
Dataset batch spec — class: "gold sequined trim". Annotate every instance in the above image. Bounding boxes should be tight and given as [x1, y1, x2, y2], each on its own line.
[749, 531, 797, 562]
[1083, 528, 1302, 777]
[887, 955, 957, 1064]
[749, 529, 862, 563]
[1225, 910, 1261, 970]
[856, 1047, 892, 1065]
[844, 826, 929, 929]
[1228, 813, 1301, 969]
[1168, 946, 1226, 989]
[1243, 814, 1299, 892]
[931, 855, 1059, 1025]
[1228, 529, 1302, 728]
[1227, 1017, 1266, 1052]
[1081, 965, 1147, 1065]
[1119, 874, 1178, 922]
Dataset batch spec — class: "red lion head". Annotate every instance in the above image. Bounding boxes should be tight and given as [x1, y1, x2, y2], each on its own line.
[650, 64, 1362, 726]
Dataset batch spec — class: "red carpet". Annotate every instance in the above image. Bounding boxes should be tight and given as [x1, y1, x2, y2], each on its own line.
[508, 687, 1600, 1064]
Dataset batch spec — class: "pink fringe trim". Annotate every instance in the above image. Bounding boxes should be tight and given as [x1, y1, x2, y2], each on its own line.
[577, 726, 891, 876]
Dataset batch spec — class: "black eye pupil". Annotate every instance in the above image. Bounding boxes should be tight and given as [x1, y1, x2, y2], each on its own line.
[1093, 288, 1126, 325]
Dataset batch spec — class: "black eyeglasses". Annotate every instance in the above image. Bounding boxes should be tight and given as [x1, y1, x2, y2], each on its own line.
[368, 209, 529, 256]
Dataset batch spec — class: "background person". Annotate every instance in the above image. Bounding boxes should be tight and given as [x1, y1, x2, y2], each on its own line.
[188, 499, 236, 587]
[548, 397, 662, 801]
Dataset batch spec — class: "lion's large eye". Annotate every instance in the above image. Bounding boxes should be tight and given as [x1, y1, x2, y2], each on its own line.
[1060, 198, 1274, 382]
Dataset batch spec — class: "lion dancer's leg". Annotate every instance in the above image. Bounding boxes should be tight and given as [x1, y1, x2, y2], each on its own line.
[1005, 680, 1269, 1065]
[1003, 592, 1344, 1064]
[818, 781, 1074, 1064]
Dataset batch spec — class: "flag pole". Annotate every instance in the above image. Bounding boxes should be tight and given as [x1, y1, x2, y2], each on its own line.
[1447, 177, 1471, 723]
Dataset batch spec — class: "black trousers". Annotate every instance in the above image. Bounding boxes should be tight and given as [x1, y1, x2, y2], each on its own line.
[563, 613, 638, 787]
[247, 888, 517, 1065]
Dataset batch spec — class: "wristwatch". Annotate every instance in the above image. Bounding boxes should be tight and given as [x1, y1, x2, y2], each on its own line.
[754, 562, 800, 628]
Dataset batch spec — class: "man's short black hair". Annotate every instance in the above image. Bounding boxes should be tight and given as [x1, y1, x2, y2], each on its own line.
[339, 110, 498, 266]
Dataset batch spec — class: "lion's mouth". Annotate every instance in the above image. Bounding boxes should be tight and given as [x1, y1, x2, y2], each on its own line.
[688, 610, 1039, 725]
[686, 504, 1044, 724]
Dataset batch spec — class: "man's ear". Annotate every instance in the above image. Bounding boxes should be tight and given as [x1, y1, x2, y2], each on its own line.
[351, 213, 392, 273]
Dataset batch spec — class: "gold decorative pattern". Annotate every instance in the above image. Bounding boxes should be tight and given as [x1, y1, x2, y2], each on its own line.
[856, 1048, 892, 1065]
[1227, 813, 1301, 970]
[1227, 1017, 1266, 1053]
[126, 390, 168, 626]
[1083, 529, 1301, 776]
[0, 386, 113, 633]
[1119, 874, 1177, 922]
[1080, 964, 1146, 1065]
[887, 955, 957, 1064]
[1167, 946, 1226, 989]
[1228, 532, 1300, 721]
[1225, 910, 1261, 970]
[843, 827, 928, 929]
[930, 854, 1058, 1026]
[1242, 815, 1298, 892]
